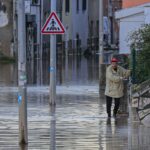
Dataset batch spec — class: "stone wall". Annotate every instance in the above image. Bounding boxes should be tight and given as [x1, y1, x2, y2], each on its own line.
[0, 0, 13, 56]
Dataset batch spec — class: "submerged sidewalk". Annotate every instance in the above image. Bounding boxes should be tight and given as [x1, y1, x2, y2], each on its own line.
[0, 86, 150, 150]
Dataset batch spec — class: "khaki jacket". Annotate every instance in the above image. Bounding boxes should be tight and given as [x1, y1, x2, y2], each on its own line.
[105, 65, 130, 98]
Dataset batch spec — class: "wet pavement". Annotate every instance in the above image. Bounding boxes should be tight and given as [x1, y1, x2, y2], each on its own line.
[0, 86, 150, 150]
[0, 55, 150, 150]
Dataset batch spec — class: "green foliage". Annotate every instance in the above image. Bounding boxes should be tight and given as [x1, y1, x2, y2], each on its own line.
[129, 24, 150, 83]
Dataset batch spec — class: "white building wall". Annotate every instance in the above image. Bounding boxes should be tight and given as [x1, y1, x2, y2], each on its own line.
[116, 3, 150, 54]
[144, 6, 150, 24]
[88, 0, 99, 32]
[88, 0, 99, 20]
[119, 14, 144, 54]
[62, 0, 88, 50]
[72, 0, 88, 49]
[88, 0, 99, 38]
[62, 0, 72, 39]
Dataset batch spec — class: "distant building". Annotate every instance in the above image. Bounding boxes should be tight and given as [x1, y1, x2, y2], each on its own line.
[88, 0, 122, 52]
[88, 0, 103, 51]
[115, 2, 150, 54]
[61, 0, 89, 53]
[15, 0, 51, 60]
[108, 0, 122, 46]
[0, 0, 124, 57]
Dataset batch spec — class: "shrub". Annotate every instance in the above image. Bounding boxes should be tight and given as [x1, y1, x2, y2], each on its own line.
[129, 24, 150, 83]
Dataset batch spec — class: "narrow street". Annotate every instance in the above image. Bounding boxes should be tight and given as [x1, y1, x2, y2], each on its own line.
[0, 0, 150, 149]
[0, 55, 150, 150]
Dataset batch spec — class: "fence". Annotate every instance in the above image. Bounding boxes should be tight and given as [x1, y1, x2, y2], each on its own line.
[131, 79, 150, 126]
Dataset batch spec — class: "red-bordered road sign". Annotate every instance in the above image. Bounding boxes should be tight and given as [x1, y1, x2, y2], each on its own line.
[41, 12, 65, 34]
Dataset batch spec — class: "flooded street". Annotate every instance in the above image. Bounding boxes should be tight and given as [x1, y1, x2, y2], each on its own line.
[0, 55, 150, 150]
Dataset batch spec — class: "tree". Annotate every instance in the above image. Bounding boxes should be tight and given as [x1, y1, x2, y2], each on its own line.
[129, 24, 150, 83]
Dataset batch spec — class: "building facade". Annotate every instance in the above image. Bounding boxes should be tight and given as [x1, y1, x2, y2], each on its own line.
[88, 0, 122, 51]
[116, 2, 150, 54]
[61, 0, 89, 53]
[0, 0, 125, 57]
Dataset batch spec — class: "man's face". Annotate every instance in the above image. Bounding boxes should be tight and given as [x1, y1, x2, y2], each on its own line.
[111, 62, 117, 69]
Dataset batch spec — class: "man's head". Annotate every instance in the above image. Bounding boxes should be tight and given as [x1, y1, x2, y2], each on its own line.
[111, 58, 118, 69]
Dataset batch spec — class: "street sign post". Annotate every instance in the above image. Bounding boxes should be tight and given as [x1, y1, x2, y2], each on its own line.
[41, 9, 65, 105]
[18, 0, 28, 144]
[41, 12, 65, 34]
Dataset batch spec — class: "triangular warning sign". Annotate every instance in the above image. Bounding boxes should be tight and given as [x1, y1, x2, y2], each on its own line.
[41, 12, 65, 34]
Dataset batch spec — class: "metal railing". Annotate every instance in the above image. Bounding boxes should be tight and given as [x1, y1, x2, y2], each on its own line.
[131, 79, 150, 121]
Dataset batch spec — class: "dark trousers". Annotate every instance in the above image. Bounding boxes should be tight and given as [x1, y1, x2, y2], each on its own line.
[106, 96, 120, 116]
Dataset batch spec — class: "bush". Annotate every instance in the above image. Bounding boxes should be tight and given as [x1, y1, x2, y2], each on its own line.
[129, 24, 150, 83]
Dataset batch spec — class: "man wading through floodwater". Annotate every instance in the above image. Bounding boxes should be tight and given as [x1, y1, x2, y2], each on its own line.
[105, 58, 131, 118]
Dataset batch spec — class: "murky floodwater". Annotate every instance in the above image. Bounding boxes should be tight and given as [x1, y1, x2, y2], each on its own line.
[26, 54, 99, 86]
[0, 55, 150, 150]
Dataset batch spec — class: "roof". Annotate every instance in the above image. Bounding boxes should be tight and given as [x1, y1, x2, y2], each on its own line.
[123, 0, 150, 8]
[116, 2, 150, 19]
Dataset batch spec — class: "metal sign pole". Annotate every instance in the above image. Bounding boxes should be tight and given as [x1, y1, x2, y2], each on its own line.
[41, 0, 64, 105]
[99, 0, 104, 90]
[17, 0, 28, 144]
[50, 0, 57, 105]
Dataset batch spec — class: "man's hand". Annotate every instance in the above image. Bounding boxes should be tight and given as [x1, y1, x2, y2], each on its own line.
[120, 76, 128, 81]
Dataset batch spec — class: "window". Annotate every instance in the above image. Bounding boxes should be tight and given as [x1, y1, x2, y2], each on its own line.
[76, 0, 79, 12]
[82, 0, 86, 11]
[96, 20, 99, 36]
[65, 0, 70, 13]
[32, 0, 38, 4]
[90, 20, 93, 36]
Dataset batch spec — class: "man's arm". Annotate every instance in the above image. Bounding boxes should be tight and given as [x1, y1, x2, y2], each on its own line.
[122, 67, 131, 79]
